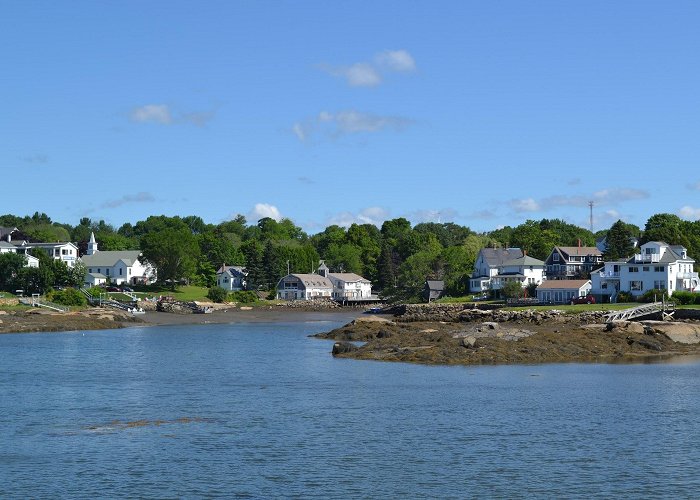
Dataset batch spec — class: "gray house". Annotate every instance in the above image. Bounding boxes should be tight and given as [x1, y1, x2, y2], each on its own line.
[423, 280, 445, 302]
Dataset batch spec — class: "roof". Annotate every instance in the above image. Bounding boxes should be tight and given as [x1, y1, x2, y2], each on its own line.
[281, 274, 333, 288]
[15, 241, 78, 249]
[0, 241, 15, 249]
[502, 255, 545, 267]
[81, 250, 142, 267]
[88, 272, 107, 279]
[425, 280, 445, 290]
[328, 272, 370, 283]
[537, 279, 591, 290]
[217, 265, 246, 275]
[0, 227, 18, 238]
[479, 248, 523, 267]
[556, 246, 602, 257]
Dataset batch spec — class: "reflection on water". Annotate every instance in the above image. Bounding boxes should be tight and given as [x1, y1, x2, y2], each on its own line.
[3, 322, 700, 497]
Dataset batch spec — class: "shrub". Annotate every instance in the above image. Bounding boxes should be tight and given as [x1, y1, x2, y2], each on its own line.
[616, 291, 634, 303]
[639, 289, 671, 303]
[206, 286, 228, 303]
[671, 290, 697, 305]
[48, 288, 87, 307]
[229, 291, 258, 303]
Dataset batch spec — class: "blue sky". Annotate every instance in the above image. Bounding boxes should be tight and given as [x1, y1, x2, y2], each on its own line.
[4, 1, 700, 234]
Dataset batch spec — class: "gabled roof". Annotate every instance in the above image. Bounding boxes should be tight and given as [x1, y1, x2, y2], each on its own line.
[502, 255, 545, 267]
[88, 272, 107, 279]
[425, 280, 445, 291]
[281, 274, 333, 288]
[18, 241, 78, 250]
[81, 250, 142, 267]
[555, 246, 602, 258]
[0, 241, 15, 249]
[479, 248, 523, 267]
[328, 272, 370, 283]
[537, 279, 591, 290]
[217, 265, 247, 275]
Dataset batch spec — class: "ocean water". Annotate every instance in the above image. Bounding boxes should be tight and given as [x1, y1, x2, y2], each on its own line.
[2, 318, 700, 498]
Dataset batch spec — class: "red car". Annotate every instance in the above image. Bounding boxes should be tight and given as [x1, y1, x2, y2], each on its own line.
[570, 295, 596, 305]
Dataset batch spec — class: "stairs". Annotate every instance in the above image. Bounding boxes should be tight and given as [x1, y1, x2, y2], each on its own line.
[604, 301, 675, 323]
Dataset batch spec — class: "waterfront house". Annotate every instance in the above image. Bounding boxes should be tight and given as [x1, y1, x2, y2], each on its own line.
[216, 265, 248, 291]
[80, 232, 154, 286]
[490, 254, 546, 292]
[469, 248, 524, 292]
[0, 241, 39, 268]
[317, 261, 372, 300]
[276, 273, 333, 300]
[12, 240, 80, 268]
[536, 279, 592, 304]
[544, 246, 603, 280]
[424, 280, 445, 302]
[589, 241, 698, 301]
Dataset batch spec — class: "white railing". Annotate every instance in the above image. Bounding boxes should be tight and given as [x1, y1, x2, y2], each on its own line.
[598, 271, 620, 278]
[634, 253, 660, 263]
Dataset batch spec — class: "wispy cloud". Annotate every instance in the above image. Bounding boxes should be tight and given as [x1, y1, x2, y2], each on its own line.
[130, 104, 173, 124]
[405, 208, 459, 224]
[567, 178, 581, 186]
[687, 181, 700, 191]
[679, 206, 700, 220]
[510, 188, 650, 213]
[100, 192, 155, 209]
[467, 209, 499, 220]
[327, 207, 390, 228]
[292, 110, 411, 142]
[21, 153, 48, 165]
[248, 203, 282, 222]
[129, 104, 216, 127]
[298, 176, 314, 185]
[320, 49, 416, 87]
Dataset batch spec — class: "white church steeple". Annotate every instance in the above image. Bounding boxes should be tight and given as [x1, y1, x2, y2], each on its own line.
[87, 231, 98, 255]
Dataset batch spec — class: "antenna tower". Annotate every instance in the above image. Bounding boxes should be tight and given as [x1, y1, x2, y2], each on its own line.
[588, 201, 594, 232]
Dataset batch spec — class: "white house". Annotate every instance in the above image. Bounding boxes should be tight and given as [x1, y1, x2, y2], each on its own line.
[276, 273, 333, 300]
[590, 241, 699, 301]
[0, 242, 39, 268]
[491, 255, 546, 292]
[536, 279, 592, 304]
[80, 232, 154, 287]
[216, 265, 247, 291]
[12, 240, 80, 267]
[317, 260, 372, 300]
[470, 248, 524, 292]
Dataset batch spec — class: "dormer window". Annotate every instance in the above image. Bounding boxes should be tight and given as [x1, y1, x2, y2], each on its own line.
[553, 253, 559, 262]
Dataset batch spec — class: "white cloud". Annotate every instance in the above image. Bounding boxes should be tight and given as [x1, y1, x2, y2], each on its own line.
[320, 49, 416, 87]
[248, 203, 282, 222]
[327, 207, 390, 228]
[679, 206, 700, 220]
[375, 49, 416, 72]
[592, 188, 648, 204]
[510, 198, 541, 212]
[130, 104, 173, 124]
[130, 104, 216, 126]
[292, 110, 411, 142]
[406, 208, 459, 224]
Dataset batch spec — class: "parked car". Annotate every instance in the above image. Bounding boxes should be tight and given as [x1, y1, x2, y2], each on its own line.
[119, 285, 134, 292]
[570, 295, 596, 305]
[106, 286, 120, 292]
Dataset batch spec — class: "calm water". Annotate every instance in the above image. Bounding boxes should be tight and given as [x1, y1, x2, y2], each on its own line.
[2, 317, 700, 498]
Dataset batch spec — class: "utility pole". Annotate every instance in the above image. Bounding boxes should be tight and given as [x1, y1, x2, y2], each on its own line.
[589, 201, 594, 232]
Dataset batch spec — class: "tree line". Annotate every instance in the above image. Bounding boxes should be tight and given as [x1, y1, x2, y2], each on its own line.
[1, 211, 699, 300]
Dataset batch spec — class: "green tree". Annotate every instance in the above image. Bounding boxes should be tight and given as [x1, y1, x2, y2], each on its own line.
[603, 220, 636, 260]
[140, 226, 200, 289]
[0, 253, 27, 291]
[641, 213, 688, 247]
[501, 280, 524, 299]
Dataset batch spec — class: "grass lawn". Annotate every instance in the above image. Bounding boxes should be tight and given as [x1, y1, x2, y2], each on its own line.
[128, 285, 210, 302]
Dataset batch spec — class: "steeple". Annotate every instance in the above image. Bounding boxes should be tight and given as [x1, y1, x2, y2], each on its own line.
[87, 231, 98, 255]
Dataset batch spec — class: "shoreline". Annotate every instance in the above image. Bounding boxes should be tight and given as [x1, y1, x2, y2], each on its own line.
[0, 306, 364, 335]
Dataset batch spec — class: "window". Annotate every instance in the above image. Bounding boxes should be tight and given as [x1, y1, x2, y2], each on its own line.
[654, 266, 664, 273]
[630, 281, 643, 291]
[643, 266, 649, 272]
[119, 268, 123, 275]
[629, 267, 639, 273]
[553, 254, 560, 262]
[653, 281, 666, 289]
[106, 269, 110, 276]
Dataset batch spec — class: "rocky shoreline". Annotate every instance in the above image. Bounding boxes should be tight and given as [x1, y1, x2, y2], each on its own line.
[313, 303, 700, 365]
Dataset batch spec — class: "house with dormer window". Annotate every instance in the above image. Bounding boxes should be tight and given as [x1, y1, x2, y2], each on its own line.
[590, 241, 698, 301]
[216, 265, 248, 291]
[544, 246, 603, 280]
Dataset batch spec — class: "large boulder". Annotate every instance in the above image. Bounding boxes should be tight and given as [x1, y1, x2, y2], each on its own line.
[332, 342, 359, 356]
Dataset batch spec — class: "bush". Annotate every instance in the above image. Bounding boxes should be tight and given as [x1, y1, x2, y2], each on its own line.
[616, 291, 634, 303]
[47, 288, 87, 307]
[639, 289, 671, 303]
[229, 291, 258, 303]
[670, 290, 697, 305]
[206, 286, 228, 303]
